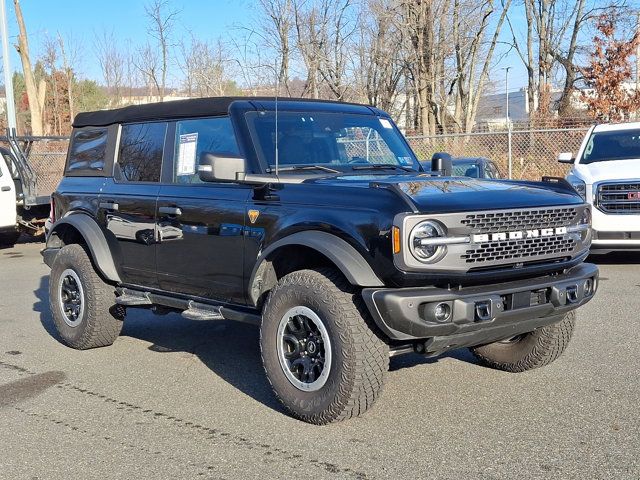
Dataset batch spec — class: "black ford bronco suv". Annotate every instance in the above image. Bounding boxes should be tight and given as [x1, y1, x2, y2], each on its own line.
[43, 97, 598, 424]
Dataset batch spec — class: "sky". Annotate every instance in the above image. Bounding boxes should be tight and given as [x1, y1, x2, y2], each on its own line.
[1, 0, 543, 94]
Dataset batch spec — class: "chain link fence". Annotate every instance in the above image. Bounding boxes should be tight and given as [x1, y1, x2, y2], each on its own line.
[27, 139, 69, 197]
[406, 127, 590, 180]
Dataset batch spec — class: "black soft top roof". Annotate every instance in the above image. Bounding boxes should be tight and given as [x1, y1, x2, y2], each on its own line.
[72, 96, 377, 128]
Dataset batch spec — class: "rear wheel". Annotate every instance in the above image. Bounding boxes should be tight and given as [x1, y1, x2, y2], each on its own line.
[49, 244, 124, 349]
[469, 311, 576, 372]
[260, 268, 389, 424]
[0, 230, 20, 248]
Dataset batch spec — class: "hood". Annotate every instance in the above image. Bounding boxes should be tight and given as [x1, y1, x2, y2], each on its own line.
[573, 159, 640, 184]
[309, 174, 583, 214]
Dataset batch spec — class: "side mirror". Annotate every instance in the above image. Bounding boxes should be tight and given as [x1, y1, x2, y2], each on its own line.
[557, 152, 574, 164]
[431, 152, 453, 176]
[198, 152, 246, 182]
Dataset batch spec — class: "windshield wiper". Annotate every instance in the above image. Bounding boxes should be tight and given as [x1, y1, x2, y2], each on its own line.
[351, 164, 414, 172]
[268, 165, 340, 174]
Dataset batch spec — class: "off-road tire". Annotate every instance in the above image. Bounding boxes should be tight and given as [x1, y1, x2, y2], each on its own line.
[49, 243, 123, 349]
[260, 268, 389, 424]
[469, 311, 576, 372]
[0, 231, 20, 247]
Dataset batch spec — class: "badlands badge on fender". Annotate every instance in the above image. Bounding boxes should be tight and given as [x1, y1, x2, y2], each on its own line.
[248, 209, 260, 224]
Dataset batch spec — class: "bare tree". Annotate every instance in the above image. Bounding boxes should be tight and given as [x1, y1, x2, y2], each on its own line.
[94, 29, 126, 106]
[178, 36, 237, 97]
[13, 0, 46, 135]
[257, 0, 294, 94]
[354, 0, 405, 113]
[316, 0, 356, 100]
[452, 0, 512, 133]
[133, 43, 162, 100]
[58, 33, 79, 120]
[143, 0, 179, 100]
[507, 0, 629, 119]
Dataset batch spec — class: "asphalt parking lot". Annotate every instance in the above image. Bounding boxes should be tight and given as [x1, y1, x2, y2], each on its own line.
[0, 240, 638, 479]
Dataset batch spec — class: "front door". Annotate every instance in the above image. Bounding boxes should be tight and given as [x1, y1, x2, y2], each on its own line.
[98, 122, 167, 287]
[0, 154, 16, 229]
[155, 116, 249, 304]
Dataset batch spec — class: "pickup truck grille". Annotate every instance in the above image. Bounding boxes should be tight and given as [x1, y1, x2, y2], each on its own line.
[460, 207, 578, 233]
[597, 182, 640, 214]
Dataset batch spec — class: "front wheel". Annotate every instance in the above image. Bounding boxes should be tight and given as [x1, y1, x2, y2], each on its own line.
[260, 268, 389, 424]
[469, 311, 576, 372]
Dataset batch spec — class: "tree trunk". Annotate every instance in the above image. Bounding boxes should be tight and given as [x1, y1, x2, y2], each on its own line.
[14, 0, 45, 135]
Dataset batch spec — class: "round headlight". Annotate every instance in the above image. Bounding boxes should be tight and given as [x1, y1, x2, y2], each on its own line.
[409, 220, 446, 263]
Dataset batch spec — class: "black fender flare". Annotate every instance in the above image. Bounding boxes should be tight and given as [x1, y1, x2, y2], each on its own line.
[248, 231, 384, 304]
[47, 213, 121, 283]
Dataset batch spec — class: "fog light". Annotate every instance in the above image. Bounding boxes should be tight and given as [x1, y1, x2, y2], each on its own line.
[434, 302, 451, 322]
[584, 278, 593, 297]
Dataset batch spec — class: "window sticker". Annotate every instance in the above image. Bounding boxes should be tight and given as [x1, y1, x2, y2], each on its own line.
[379, 118, 393, 129]
[177, 132, 198, 176]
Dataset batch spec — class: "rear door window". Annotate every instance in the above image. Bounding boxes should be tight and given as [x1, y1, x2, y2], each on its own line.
[172, 117, 240, 184]
[66, 128, 108, 173]
[116, 122, 167, 183]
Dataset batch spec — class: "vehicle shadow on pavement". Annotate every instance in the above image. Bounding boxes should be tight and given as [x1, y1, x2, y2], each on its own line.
[389, 349, 478, 372]
[122, 310, 287, 414]
[587, 252, 640, 265]
[33, 274, 478, 410]
[32, 275, 286, 414]
[33, 275, 62, 342]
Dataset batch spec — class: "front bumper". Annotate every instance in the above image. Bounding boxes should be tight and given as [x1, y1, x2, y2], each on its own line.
[590, 205, 640, 251]
[362, 263, 598, 354]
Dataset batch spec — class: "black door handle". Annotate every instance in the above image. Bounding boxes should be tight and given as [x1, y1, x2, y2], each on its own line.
[99, 201, 119, 211]
[1, 186, 10, 192]
[159, 206, 182, 216]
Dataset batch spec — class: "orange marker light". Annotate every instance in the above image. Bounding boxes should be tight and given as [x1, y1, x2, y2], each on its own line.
[392, 226, 401, 254]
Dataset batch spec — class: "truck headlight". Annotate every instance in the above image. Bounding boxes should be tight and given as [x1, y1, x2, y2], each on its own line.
[409, 220, 446, 263]
[570, 179, 586, 199]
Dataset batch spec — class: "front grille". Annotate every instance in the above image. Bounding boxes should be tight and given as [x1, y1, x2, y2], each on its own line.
[460, 207, 578, 233]
[597, 182, 640, 214]
[461, 235, 576, 264]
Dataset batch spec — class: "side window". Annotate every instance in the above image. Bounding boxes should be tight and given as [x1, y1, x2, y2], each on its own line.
[173, 117, 239, 184]
[117, 122, 167, 183]
[67, 128, 108, 173]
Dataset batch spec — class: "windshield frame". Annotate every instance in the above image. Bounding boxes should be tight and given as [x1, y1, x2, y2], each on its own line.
[244, 110, 421, 174]
[579, 128, 640, 165]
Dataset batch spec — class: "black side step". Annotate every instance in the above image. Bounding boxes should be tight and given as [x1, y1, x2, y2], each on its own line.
[115, 287, 261, 326]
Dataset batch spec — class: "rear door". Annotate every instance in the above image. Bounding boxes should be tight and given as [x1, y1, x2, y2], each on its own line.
[0, 154, 16, 228]
[98, 122, 168, 287]
[155, 116, 250, 304]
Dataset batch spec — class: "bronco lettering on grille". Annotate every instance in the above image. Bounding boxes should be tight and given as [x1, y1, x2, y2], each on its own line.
[471, 226, 567, 243]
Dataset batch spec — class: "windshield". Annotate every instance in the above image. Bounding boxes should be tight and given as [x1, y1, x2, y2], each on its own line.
[581, 129, 640, 164]
[245, 111, 419, 171]
[452, 162, 480, 178]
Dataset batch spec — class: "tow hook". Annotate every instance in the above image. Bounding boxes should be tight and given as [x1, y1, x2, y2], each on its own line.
[475, 300, 492, 322]
[566, 285, 578, 304]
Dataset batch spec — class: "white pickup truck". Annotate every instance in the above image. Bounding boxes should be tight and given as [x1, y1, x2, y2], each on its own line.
[560, 122, 640, 253]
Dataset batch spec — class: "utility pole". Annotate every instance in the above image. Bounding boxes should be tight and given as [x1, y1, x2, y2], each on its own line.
[0, 0, 17, 132]
[503, 66, 512, 179]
